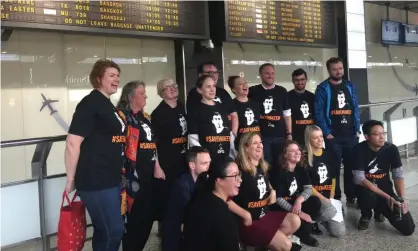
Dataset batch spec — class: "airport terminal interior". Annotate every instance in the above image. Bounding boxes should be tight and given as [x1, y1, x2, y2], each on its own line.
[1, 0, 418, 250]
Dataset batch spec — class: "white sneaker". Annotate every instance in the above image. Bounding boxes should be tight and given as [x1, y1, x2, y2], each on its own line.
[288, 235, 301, 245]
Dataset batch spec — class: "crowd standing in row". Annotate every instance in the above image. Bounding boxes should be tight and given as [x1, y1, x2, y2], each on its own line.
[64, 58, 415, 251]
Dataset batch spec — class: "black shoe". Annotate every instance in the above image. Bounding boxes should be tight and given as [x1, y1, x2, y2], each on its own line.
[301, 235, 319, 247]
[290, 243, 303, 251]
[346, 198, 359, 209]
[374, 213, 386, 223]
[312, 222, 323, 235]
[358, 216, 370, 230]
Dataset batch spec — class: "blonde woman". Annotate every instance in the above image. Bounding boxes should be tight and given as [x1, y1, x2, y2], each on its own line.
[228, 132, 302, 251]
[305, 125, 346, 237]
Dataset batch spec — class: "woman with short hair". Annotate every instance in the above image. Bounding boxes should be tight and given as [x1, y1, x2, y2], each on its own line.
[151, 78, 188, 237]
[227, 76, 260, 147]
[65, 59, 125, 251]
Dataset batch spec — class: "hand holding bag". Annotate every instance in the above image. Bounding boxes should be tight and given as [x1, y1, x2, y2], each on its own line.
[57, 191, 86, 251]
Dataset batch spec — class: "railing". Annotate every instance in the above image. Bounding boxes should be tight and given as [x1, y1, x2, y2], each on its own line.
[1, 97, 417, 250]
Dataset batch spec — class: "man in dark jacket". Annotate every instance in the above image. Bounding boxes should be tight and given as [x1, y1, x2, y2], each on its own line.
[161, 146, 211, 251]
[314, 57, 360, 208]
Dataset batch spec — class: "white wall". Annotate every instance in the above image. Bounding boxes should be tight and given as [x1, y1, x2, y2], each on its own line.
[364, 3, 418, 120]
[1, 29, 176, 183]
[222, 42, 338, 95]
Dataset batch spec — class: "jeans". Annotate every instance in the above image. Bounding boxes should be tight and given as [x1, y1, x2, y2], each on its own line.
[357, 186, 415, 236]
[78, 186, 125, 251]
[262, 136, 286, 168]
[325, 136, 358, 200]
[318, 200, 346, 237]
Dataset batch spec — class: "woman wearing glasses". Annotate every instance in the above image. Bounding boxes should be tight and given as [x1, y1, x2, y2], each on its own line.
[227, 132, 302, 251]
[182, 158, 242, 251]
[151, 79, 188, 230]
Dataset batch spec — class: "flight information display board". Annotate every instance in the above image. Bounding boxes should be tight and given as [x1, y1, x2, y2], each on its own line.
[1, 0, 209, 39]
[225, 0, 337, 47]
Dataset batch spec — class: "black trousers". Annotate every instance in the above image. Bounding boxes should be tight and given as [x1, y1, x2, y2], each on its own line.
[294, 196, 321, 240]
[357, 186, 415, 236]
[325, 136, 358, 200]
[125, 180, 158, 251]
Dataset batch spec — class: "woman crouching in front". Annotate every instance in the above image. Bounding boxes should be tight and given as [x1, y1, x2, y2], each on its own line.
[228, 132, 302, 251]
[305, 125, 345, 237]
[182, 158, 242, 251]
[271, 140, 321, 247]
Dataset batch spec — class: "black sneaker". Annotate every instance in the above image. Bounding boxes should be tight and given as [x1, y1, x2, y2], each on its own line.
[290, 243, 303, 251]
[358, 216, 370, 230]
[346, 198, 359, 209]
[301, 235, 319, 247]
[312, 222, 323, 235]
[374, 213, 386, 223]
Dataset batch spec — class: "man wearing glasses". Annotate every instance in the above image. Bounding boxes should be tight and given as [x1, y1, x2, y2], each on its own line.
[186, 61, 238, 137]
[352, 120, 415, 235]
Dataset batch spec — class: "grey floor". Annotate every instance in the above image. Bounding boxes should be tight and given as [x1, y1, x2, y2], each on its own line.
[4, 157, 418, 251]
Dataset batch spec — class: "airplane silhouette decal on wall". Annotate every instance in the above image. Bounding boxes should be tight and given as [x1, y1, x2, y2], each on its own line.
[40, 93, 58, 115]
[39, 93, 69, 131]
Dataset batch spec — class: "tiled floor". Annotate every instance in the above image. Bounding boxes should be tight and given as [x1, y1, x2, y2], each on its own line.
[4, 157, 418, 251]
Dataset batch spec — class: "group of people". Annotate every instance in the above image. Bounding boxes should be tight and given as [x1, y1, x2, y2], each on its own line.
[64, 57, 415, 251]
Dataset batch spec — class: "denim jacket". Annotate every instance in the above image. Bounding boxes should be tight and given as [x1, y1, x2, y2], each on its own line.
[314, 79, 360, 137]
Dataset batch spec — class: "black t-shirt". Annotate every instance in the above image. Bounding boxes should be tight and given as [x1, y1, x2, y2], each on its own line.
[188, 102, 231, 163]
[352, 141, 402, 194]
[151, 101, 187, 179]
[272, 165, 311, 205]
[233, 167, 270, 220]
[183, 193, 240, 251]
[288, 90, 315, 145]
[132, 112, 157, 183]
[233, 98, 261, 142]
[248, 85, 290, 138]
[310, 149, 337, 199]
[329, 83, 354, 137]
[69, 90, 125, 191]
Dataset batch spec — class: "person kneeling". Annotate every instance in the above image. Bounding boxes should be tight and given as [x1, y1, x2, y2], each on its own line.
[305, 125, 346, 237]
[228, 132, 302, 251]
[352, 120, 415, 235]
[271, 140, 321, 247]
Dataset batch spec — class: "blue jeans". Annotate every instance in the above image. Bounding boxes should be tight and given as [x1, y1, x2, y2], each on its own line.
[78, 186, 125, 251]
[325, 136, 359, 200]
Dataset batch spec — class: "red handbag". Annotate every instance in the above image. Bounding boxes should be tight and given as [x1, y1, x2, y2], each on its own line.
[57, 191, 86, 251]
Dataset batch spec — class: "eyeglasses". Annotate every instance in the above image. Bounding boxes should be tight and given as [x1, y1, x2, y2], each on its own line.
[162, 83, 178, 92]
[370, 132, 387, 137]
[204, 71, 219, 76]
[225, 171, 242, 181]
